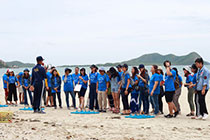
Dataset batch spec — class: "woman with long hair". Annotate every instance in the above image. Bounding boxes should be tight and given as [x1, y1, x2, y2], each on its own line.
[157, 66, 165, 114]
[109, 67, 120, 113]
[78, 68, 89, 110]
[130, 67, 140, 114]
[183, 66, 195, 116]
[51, 69, 62, 109]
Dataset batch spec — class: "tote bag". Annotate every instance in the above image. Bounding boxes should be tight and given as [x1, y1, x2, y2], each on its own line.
[74, 84, 82, 92]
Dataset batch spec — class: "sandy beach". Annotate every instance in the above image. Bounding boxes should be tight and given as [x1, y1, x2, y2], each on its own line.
[0, 82, 210, 140]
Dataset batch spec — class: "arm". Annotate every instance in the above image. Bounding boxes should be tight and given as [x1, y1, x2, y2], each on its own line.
[137, 75, 147, 84]
[166, 67, 173, 76]
[151, 81, 158, 96]
[96, 81, 99, 93]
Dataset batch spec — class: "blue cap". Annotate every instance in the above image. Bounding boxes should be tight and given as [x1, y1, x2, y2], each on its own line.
[36, 56, 44, 62]
[24, 68, 30, 72]
[139, 64, 145, 69]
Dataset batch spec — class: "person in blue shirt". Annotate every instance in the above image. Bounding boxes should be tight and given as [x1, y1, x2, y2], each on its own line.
[190, 64, 200, 119]
[51, 69, 62, 109]
[22, 69, 33, 106]
[172, 67, 183, 114]
[72, 67, 80, 85]
[78, 68, 89, 110]
[130, 67, 140, 114]
[30, 56, 47, 113]
[137, 64, 150, 115]
[2, 70, 9, 105]
[149, 65, 161, 115]
[96, 67, 110, 112]
[120, 64, 132, 115]
[62, 68, 76, 110]
[7, 70, 20, 105]
[17, 72, 24, 104]
[45, 67, 54, 107]
[116, 64, 123, 110]
[195, 58, 210, 120]
[89, 65, 99, 111]
[157, 66, 165, 114]
[163, 60, 179, 118]
[183, 66, 195, 117]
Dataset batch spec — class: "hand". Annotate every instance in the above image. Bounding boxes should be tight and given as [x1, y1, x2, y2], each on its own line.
[96, 89, 98, 93]
[125, 90, 128, 95]
[202, 89, 205, 95]
[46, 87, 49, 91]
[7, 89, 9, 92]
[189, 85, 193, 88]
[105, 89, 108, 94]
[79, 76, 83, 80]
[118, 88, 121, 93]
[30, 86, 34, 92]
[151, 90, 154, 96]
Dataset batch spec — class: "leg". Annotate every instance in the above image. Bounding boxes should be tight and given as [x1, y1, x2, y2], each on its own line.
[57, 92, 62, 107]
[65, 92, 70, 108]
[97, 91, 102, 110]
[70, 91, 76, 108]
[53, 93, 57, 108]
[28, 89, 33, 106]
[188, 88, 195, 113]
[195, 93, 200, 117]
[89, 84, 94, 110]
[23, 88, 28, 105]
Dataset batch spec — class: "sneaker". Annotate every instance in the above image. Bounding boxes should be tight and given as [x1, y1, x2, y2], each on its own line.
[60, 106, 63, 109]
[196, 115, 203, 120]
[202, 114, 208, 120]
[186, 113, 194, 117]
[164, 114, 173, 118]
[174, 111, 179, 118]
[102, 110, 107, 113]
[38, 110, 46, 114]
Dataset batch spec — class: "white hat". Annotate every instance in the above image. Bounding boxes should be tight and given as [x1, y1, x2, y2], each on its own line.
[99, 67, 105, 71]
[183, 66, 191, 72]
[8, 69, 14, 72]
[158, 66, 163, 70]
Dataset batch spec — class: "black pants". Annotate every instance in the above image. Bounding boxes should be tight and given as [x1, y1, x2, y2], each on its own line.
[7, 84, 18, 101]
[197, 90, 208, 116]
[158, 86, 164, 113]
[121, 88, 131, 110]
[195, 93, 200, 117]
[89, 83, 99, 110]
[53, 92, 62, 107]
[33, 82, 45, 111]
[42, 87, 46, 106]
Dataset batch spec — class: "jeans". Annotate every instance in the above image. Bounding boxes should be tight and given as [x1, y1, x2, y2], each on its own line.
[151, 94, 159, 115]
[173, 87, 181, 112]
[89, 83, 99, 110]
[53, 92, 62, 107]
[139, 87, 149, 114]
[23, 87, 33, 105]
[130, 92, 139, 113]
[188, 88, 195, 112]
[65, 91, 76, 108]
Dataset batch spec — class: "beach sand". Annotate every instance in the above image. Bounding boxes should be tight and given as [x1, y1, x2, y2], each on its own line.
[0, 82, 210, 140]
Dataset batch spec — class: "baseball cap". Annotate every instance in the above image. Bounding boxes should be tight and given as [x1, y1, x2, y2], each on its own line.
[36, 56, 44, 62]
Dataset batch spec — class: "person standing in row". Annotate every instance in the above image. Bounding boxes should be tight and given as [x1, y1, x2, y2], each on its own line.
[163, 60, 179, 118]
[22, 69, 33, 106]
[172, 67, 183, 114]
[72, 67, 80, 106]
[78, 68, 89, 110]
[7, 70, 20, 106]
[45, 67, 54, 107]
[17, 71, 24, 104]
[157, 66, 165, 114]
[149, 65, 161, 115]
[195, 58, 210, 120]
[183, 66, 195, 116]
[120, 64, 132, 115]
[51, 69, 62, 109]
[109, 67, 120, 113]
[137, 64, 149, 114]
[130, 67, 139, 114]
[63, 68, 75, 110]
[96, 67, 110, 112]
[3, 70, 9, 105]
[30, 56, 47, 114]
[89, 65, 99, 111]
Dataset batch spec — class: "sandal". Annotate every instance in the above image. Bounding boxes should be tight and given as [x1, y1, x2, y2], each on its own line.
[186, 113, 194, 117]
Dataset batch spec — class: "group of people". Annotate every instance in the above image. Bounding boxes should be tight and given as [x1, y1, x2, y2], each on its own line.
[1, 56, 210, 120]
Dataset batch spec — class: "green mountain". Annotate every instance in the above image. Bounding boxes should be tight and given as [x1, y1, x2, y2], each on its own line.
[60, 52, 209, 67]
[6, 61, 35, 68]
[0, 59, 9, 68]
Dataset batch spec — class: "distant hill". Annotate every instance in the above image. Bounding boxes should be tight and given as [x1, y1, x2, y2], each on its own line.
[0, 59, 9, 68]
[6, 61, 35, 68]
[60, 52, 209, 67]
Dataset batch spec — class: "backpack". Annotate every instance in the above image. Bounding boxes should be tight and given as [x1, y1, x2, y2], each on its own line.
[174, 75, 180, 90]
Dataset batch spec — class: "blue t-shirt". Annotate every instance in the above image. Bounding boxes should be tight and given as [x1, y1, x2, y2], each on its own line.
[23, 78, 30, 87]
[17, 72, 23, 85]
[46, 72, 52, 88]
[122, 72, 132, 89]
[89, 72, 98, 84]
[62, 74, 74, 92]
[97, 73, 110, 91]
[138, 73, 150, 88]
[159, 74, 164, 82]
[165, 69, 176, 92]
[72, 73, 80, 85]
[186, 74, 193, 84]
[149, 73, 160, 95]
[3, 74, 8, 89]
[178, 75, 183, 88]
[79, 75, 89, 89]
[118, 71, 123, 81]
[51, 77, 60, 93]
[8, 76, 18, 84]
[131, 75, 139, 94]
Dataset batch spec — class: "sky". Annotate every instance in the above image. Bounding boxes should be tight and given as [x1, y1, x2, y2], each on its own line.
[0, 0, 210, 66]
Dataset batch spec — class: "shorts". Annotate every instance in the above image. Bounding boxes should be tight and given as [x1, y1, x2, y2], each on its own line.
[165, 91, 175, 103]
[18, 86, 23, 93]
[111, 86, 119, 93]
[47, 87, 52, 96]
[79, 88, 87, 98]
[4, 88, 8, 96]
